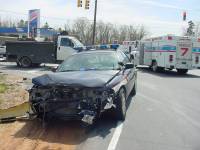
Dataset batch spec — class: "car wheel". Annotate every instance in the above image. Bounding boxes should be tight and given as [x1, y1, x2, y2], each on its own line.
[114, 88, 127, 121]
[20, 57, 32, 68]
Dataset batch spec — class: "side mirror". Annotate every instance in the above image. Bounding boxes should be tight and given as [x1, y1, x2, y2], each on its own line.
[118, 62, 124, 66]
[51, 66, 58, 72]
[125, 63, 134, 69]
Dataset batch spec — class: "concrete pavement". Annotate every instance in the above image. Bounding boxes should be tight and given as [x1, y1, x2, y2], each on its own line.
[115, 68, 200, 150]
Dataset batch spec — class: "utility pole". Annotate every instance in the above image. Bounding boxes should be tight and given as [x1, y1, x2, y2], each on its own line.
[92, 0, 98, 45]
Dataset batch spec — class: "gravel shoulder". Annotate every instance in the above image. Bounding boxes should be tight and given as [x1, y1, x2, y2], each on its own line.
[0, 74, 29, 109]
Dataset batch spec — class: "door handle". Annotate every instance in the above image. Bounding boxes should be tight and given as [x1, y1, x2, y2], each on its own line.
[58, 47, 60, 50]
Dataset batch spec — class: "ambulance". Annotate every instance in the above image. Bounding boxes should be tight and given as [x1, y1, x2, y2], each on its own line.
[137, 35, 200, 74]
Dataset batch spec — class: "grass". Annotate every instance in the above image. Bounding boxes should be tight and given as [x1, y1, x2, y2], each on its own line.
[0, 75, 7, 93]
[0, 83, 8, 93]
[0, 75, 5, 83]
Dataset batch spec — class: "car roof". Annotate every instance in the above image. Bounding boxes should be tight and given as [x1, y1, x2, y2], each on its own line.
[62, 50, 120, 62]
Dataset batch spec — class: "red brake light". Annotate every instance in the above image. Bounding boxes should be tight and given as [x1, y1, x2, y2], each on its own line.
[169, 55, 173, 62]
[168, 36, 173, 40]
[195, 56, 199, 64]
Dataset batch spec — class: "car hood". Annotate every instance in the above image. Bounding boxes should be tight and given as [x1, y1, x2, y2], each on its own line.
[32, 70, 120, 88]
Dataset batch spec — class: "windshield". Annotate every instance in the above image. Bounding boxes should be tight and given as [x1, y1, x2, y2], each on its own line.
[57, 52, 120, 72]
[117, 45, 128, 53]
[71, 38, 84, 47]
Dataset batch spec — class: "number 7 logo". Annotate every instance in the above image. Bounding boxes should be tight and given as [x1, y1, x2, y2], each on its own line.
[181, 48, 189, 56]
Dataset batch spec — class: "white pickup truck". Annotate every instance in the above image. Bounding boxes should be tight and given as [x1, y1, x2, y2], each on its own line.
[6, 35, 86, 67]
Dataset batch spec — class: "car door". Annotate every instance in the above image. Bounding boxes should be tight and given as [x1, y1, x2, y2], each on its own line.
[57, 37, 76, 61]
[118, 51, 135, 96]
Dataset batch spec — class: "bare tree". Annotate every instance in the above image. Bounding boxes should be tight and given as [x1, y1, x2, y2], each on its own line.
[137, 25, 148, 40]
[71, 18, 92, 44]
[184, 21, 195, 36]
[0, 18, 26, 27]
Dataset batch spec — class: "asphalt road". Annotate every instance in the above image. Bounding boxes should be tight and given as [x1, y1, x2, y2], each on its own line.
[0, 62, 200, 150]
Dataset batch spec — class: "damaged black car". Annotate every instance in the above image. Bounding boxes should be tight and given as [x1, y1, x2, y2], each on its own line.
[29, 50, 137, 125]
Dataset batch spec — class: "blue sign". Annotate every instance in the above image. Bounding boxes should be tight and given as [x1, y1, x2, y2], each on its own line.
[0, 27, 28, 34]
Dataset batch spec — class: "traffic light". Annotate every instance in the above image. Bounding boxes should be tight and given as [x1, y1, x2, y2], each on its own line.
[183, 11, 187, 21]
[77, 0, 83, 7]
[85, 0, 90, 9]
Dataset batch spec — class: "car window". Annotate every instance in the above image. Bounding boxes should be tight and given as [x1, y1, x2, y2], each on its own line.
[117, 51, 130, 63]
[71, 38, 84, 47]
[60, 38, 74, 47]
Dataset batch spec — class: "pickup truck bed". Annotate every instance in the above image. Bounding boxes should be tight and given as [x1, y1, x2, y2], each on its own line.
[6, 41, 57, 67]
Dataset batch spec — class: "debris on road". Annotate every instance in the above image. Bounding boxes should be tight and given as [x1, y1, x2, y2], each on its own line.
[0, 102, 30, 122]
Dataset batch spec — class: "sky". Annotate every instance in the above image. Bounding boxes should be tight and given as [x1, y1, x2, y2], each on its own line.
[0, 0, 200, 37]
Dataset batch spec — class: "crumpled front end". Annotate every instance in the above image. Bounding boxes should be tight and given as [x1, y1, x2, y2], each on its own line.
[29, 85, 115, 125]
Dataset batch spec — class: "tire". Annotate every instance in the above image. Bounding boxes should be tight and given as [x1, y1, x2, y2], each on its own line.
[114, 88, 127, 121]
[152, 61, 164, 72]
[152, 61, 158, 72]
[177, 69, 188, 74]
[20, 57, 32, 68]
[16, 61, 21, 67]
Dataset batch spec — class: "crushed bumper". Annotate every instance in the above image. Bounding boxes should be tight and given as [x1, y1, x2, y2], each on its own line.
[29, 86, 116, 125]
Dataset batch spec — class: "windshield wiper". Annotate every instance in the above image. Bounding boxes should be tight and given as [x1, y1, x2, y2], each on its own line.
[84, 68, 98, 71]
[59, 68, 120, 72]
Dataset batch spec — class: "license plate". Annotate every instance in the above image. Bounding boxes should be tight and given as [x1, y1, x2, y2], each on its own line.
[182, 62, 186, 64]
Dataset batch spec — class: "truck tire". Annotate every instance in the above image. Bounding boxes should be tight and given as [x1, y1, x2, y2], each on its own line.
[152, 61, 164, 72]
[16, 61, 21, 67]
[177, 69, 188, 74]
[114, 88, 127, 121]
[20, 57, 32, 68]
[152, 61, 158, 72]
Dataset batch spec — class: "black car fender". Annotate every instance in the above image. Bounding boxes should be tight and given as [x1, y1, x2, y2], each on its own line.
[106, 73, 129, 94]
